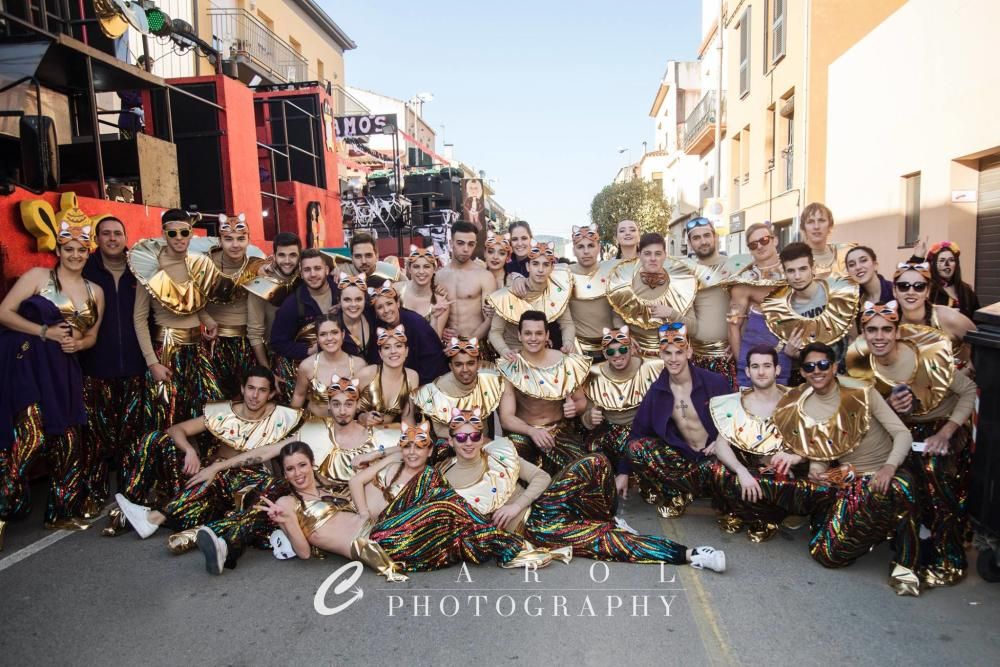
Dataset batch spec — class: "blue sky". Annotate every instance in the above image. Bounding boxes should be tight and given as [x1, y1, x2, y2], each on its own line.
[326, 0, 701, 237]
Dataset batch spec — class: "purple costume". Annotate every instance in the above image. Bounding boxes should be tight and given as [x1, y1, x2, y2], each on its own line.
[737, 308, 792, 387]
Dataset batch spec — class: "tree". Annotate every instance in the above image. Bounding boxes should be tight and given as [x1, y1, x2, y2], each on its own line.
[589, 180, 672, 246]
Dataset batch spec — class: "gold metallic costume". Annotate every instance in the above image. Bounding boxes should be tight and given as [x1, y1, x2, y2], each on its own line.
[709, 388, 788, 456]
[496, 353, 592, 401]
[411, 369, 505, 426]
[487, 266, 573, 325]
[202, 402, 303, 452]
[772, 379, 871, 461]
[762, 275, 860, 347]
[606, 258, 697, 354]
[128, 238, 219, 315]
[584, 357, 663, 413]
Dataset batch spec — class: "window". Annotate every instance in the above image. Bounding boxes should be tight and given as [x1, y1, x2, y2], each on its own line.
[741, 126, 751, 184]
[773, 219, 793, 248]
[739, 7, 752, 97]
[317, 59, 325, 84]
[730, 132, 742, 210]
[772, 0, 786, 63]
[780, 93, 794, 191]
[765, 105, 776, 173]
[289, 36, 302, 53]
[904, 173, 921, 245]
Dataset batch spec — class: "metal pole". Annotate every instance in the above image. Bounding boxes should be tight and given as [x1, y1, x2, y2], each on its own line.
[714, 0, 723, 199]
[164, 87, 175, 143]
[86, 56, 106, 198]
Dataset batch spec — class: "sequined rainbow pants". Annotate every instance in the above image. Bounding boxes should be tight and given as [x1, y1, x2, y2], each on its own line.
[271, 354, 298, 406]
[209, 336, 256, 401]
[526, 454, 688, 564]
[904, 422, 971, 586]
[627, 437, 713, 511]
[161, 466, 285, 530]
[82, 375, 143, 506]
[0, 405, 84, 522]
[706, 465, 836, 525]
[584, 422, 631, 472]
[208, 505, 275, 570]
[142, 343, 221, 433]
[371, 468, 525, 571]
[122, 432, 188, 504]
[509, 420, 587, 474]
[692, 352, 737, 390]
[809, 471, 920, 573]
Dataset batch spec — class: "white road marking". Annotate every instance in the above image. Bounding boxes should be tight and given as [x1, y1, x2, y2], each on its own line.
[0, 529, 76, 574]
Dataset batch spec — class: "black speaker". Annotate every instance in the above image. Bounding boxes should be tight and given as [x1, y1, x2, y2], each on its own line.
[20, 115, 59, 190]
[403, 172, 437, 196]
[369, 175, 394, 197]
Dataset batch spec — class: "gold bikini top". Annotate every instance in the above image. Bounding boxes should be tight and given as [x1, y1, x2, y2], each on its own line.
[359, 366, 412, 421]
[845, 324, 954, 417]
[307, 354, 359, 404]
[205, 248, 267, 305]
[373, 462, 412, 499]
[709, 388, 788, 456]
[39, 273, 99, 332]
[440, 437, 521, 515]
[128, 238, 220, 315]
[761, 276, 860, 346]
[772, 379, 872, 461]
[487, 266, 573, 325]
[203, 402, 303, 452]
[295, 487, 354, 537]
[411, 370, 505, 426]
[570, 260, 619, 300]
[496, 352, 592, 400]
[584, 358, 664, 412]
[397, 281, 435, 322]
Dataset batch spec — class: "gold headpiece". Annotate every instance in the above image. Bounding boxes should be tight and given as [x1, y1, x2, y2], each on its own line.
[445, 336, 480, 358]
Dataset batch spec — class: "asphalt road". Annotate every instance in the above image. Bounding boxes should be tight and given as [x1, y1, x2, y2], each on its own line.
[1, 486, 999, 666]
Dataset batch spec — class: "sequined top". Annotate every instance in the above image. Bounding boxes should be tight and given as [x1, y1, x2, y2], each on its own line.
[38, 272, 99, 333]
[295, 487, 354, 537]
[307, 354, 359, 404]
[359, 366, 411, 421]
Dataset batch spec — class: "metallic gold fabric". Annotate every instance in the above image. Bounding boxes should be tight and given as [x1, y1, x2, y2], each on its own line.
[710, 387, 788, 456]
[570, 259, 619, 300]
[889, 564, 922, 596]
[128, 238, 220, 315]
[729, 263, 786, 288]
[846, 324, 954, 416]
[203, 402, 303, 452]
[350, 533, 409, 582]
[772, 380, 871, 461]
[244, 270, 299, 304]
[294, 417, 379, 480]
[358, 366, 410, 421]
[39, 275, 99, 332]
[683, 254, 754, 289]
[291, 417, 339, 471]
[215, 324, 248, 338]
[813, 242, 858, 279]
[762, 276, 860, 346]
[150, 325, 201, 366]
[691, 339, 732, 358]
[411, 370, 505, 426]
[584, 358, 663, 412]
[296, 487, 354, 537]
[487, 266, 573, 325]
[606, 258, 698, 330]
[439, 438, 521, 515]
[496, 353, 591, 400]
[205, 251, 267, 305]
[500, 541, 573, 569]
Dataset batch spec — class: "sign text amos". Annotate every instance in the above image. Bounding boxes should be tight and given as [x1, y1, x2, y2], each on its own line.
[335, 114, 398, 138]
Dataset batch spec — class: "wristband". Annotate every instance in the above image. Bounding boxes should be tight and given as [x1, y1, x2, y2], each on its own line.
[39, 324, 48, 340]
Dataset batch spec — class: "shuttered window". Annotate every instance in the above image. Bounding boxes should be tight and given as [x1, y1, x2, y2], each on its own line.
[739, 7, 751, 97]
[976, 155, 1000, 305]
[772, 0, 786, 63]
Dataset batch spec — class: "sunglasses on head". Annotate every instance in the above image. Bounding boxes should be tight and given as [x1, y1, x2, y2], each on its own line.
[685, 218, 712, 231]
[165, 228, 191, 239]
[894, 281, 928, 293]
[801, 359, 833, 373]
[747, 235, 773, 251]
[604, 345, 629, 357]
[453, 432, 483, 444]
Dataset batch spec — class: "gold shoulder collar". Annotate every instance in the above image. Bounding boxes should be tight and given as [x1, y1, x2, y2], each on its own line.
[497, 353, 592, 400]
[584, 358, 663, 412]
[709, 388, 787, 455]
[205, 250, 268, 304]
[762, 276, 860, 346]
[411, 370, 505, 425]
[442, 437, 521, 515]
[684, 254, 754, 289]
[325, 253, 403, 282]
[203, 402, 303, 452]
[607, 258, 697, 329]
[244, 270, 300, 305]
[571, 259, 619, 300]
[772, 380, 871, 461]
[729, 263, 786, 288]
[487, 269, 573, 325]
[129, 238, 220, 315]
[845, 324, 954, 416]
[814, 243, 857, 278]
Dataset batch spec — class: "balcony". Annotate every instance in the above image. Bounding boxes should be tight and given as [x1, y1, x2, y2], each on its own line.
[211, 8, 308, 85]
[331, 84, 370, 116]
[681, 91, 726, 155]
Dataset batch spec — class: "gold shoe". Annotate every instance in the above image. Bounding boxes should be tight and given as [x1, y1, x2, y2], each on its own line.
[889, 563, 922, 596]
[350, 537, 408, 582]
[101, 507, 129, 537]
[167, 528, 199, 554]
[716, 513, 744, 534]
[780, 514, 809, 530]
[501, 541, 573, 569]
[657, 503, 684, 519]
[747, 522, 779, 543]
[45, 517, 91, 531]
[310, 545, 327, 559]
[81, 498, 104, 520]
[922, 562, 966, 588]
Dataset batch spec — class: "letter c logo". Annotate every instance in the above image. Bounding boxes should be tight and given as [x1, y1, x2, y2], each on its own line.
[314, 561, 364, 615]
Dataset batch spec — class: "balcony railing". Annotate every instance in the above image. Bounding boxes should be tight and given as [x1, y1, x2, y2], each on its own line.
[681, 92, 726, 155]
[331, 84, 370, 116]
[211, 8, 308, 84]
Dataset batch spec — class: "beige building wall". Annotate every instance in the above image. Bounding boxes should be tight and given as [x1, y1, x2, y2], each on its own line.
[826, 0, 1000, 285]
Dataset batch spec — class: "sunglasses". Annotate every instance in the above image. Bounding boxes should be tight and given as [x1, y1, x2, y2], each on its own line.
[452, 432, 483, 444]
[894, 281, 928, 293]
[659, 322, 685, 332]
[801, 359, 833, 373]
[604, 345, 629, 357]
[165, 228, 191, 239]
[685, 218, 712, 231]
[747, 235, 773, 251]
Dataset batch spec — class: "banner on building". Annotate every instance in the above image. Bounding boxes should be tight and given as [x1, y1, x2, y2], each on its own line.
[335, 114, 398, 138]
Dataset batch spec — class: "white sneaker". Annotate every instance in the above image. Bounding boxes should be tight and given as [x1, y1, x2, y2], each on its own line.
[114, 493, 157, 539]
[689, 546, 726, 573]
[269, 529, 297, 560]
[614, 516, 639, 535]
[196, 526, 228, 575]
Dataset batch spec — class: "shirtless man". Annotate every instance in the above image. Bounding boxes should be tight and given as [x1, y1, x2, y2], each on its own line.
[498, 311, 591, 473]
[436, 221, 497, 343]
[684, 218, 750, 387]
[627, 323, 731, 517]
[567, 224, 617, 359]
